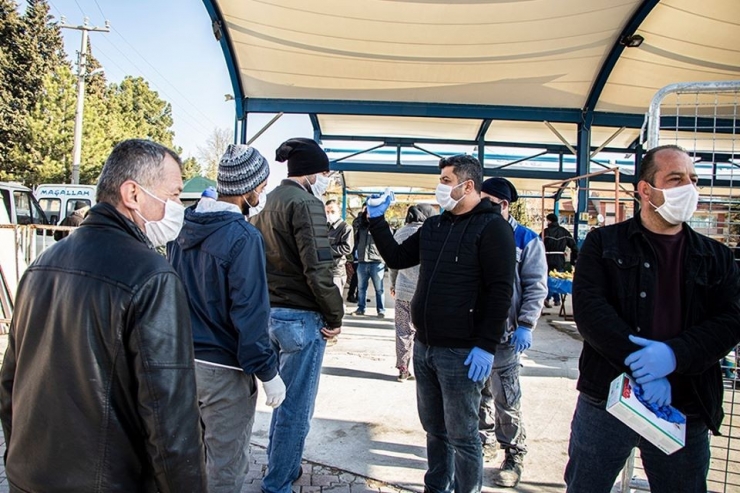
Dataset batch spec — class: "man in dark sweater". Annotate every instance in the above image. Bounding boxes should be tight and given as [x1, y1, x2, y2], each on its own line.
[542, 213, 578, 307]
[366, 155, 516, 493]
[325, 199, 353, 294]
[566, 145, 740, 492]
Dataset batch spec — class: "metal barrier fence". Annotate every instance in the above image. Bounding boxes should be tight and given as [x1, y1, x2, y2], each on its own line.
[0, 224, 76, 333]
[616, 80, 740, 493]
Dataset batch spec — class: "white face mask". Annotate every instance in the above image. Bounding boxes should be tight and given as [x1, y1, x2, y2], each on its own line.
[327, 212, 340, 224]
[135, 184, 185, 247]
[649, 183, 699, 225]
[435, 181, 466, 211]
[310, 173, 331, 198]
[247, 191, 267, 218]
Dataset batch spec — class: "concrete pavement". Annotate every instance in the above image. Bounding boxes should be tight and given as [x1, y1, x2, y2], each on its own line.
[0, 298, 583, 493]
[250, 297, 583, 493]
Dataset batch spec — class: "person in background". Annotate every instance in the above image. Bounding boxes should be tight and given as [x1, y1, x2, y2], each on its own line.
[542, 213, 578, 308]
[352, 203, 387, 318]
[251, 137, 343, 493]
[478, 177, 548, 488]
[325, 199, 354, 294]
[346, 246, 359, 303]
[565, 145, 740, 492]
[389, 204, 438, 382]
[366, 154, 516, 493]
[53, 200, 89, 241]
[168, 144, 284, 493]
[0, 139, 206, 492]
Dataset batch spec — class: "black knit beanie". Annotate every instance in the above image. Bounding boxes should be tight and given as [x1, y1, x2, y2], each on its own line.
[275, 138, 330, 177]
[481, 177, 519, 203]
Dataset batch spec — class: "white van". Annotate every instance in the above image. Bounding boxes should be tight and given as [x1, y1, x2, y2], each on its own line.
[0, 182, 50, 226]
[35, 184, 96, 225]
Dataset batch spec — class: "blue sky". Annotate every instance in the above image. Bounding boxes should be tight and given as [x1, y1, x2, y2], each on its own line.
[37, 0, 311, 185]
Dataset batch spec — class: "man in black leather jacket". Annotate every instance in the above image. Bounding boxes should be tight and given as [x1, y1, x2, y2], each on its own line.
[0, 140, 207, 493]
[565, 145, 740, 493]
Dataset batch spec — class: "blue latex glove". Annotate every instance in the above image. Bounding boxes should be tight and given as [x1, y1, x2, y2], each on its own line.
[464, 346, 494, 382]
[624, 335, 677, 384]
[637, 377, 672, 408]
[510, 326, 532, 354]
[367, 193, 392, 218]
[634, 379, 685, 424]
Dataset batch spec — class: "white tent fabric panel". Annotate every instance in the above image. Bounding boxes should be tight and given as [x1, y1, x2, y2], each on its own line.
[319, 115, 481, 140]
[219, 0, 640, 107]
[597, 0, 740, 113]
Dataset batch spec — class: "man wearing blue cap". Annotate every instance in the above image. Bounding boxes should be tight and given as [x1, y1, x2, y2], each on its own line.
[478, 177, 548, 487]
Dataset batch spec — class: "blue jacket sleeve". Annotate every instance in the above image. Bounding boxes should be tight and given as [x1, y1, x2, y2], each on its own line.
[228, 230, 278, 382]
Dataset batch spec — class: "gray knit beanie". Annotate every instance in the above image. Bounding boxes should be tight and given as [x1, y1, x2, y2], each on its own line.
[217, 145, 270, 196]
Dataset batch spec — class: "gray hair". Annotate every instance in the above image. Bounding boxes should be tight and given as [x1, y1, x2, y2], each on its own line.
[96, 139, 182, 205]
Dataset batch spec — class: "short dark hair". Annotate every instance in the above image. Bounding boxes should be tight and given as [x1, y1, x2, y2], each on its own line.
[546, 213, 558, 223]
[97, 139, 182, 205]
[638, 144, 688, 185]
[438, 154, 483, 192]
[325, 199, 338, 206]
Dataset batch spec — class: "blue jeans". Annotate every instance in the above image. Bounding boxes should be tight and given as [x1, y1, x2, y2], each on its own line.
[357, 261, 385, 313]
[479, 342, 526, 453]
[565, 393, 710, 493]
[414, 341, 484, 493]
[262, 308, 328, 493]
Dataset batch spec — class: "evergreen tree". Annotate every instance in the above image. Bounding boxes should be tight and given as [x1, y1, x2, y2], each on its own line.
[0, 0, 66, 179]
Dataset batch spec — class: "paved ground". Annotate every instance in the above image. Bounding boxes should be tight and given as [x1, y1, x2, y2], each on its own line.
[0, 296, 580, 493]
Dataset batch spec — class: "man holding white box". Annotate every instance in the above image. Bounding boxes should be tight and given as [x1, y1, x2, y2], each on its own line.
[565, 145, 740, 493]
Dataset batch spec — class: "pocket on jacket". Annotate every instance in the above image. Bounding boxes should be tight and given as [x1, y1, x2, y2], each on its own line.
[269, 317, 306, 353]
[602, 251, 639, 296]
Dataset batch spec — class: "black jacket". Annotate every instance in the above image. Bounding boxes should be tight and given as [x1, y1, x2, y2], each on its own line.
[53, 208, 86, 241]
[353, 214, 382, 262]
[369, 199, 515, 353]
[250, 180, 344, 328]
[0, 203, 206, 492]
[573, 215, 740, 434]
[543, 223, 578, 270]
[328, 218, 353, 276]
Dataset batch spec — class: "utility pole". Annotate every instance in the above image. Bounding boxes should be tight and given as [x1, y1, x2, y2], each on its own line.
[60, 17, 110, 184]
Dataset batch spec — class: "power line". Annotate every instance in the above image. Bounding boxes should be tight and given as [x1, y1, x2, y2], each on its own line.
[80, 0, 221, 129]
[72, 0, 86, 17]
[108, 26, 222, 128]
[92, 43, 217, 139]
[91, 0, 106, 20]
[94, 36, 215, 135]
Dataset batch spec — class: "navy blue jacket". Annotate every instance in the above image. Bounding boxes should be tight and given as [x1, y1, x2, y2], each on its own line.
[168, 206, 277, 382]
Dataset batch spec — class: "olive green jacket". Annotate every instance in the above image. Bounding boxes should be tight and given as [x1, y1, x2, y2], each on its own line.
[251, 179, 344, 328]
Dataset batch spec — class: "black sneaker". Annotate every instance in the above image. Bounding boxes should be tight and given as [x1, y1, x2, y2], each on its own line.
[493, 452, 524, 488]
[377, 312, 386, 319]
[351, 310, 365, 316]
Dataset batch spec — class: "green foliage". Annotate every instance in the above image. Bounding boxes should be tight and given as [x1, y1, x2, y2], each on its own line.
[510, 199, 536, 228]
[181, 156, 202, 180]
[0, 1, 179, 186]
[0, 0, 65, 179]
